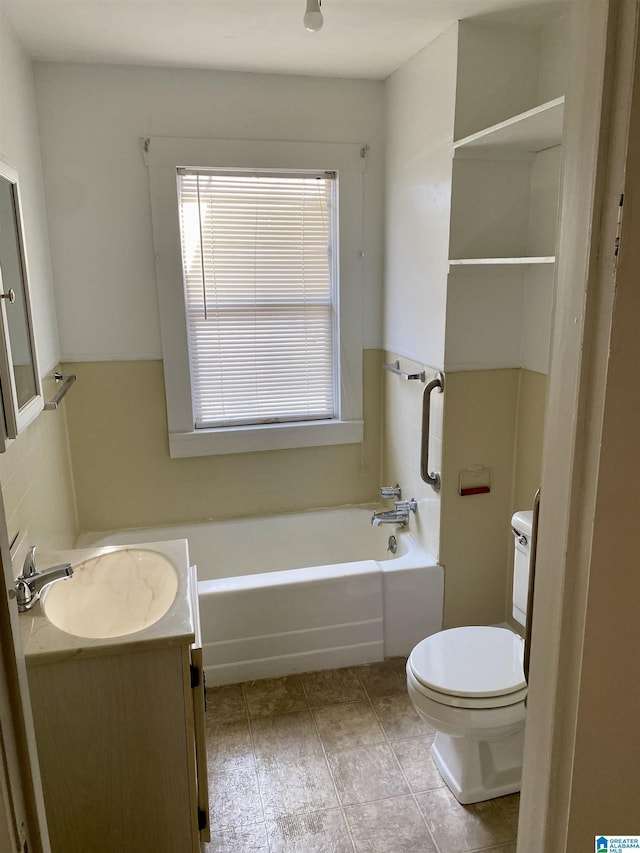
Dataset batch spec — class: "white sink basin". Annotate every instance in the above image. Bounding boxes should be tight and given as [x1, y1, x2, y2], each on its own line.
[42, 548, 179, 639]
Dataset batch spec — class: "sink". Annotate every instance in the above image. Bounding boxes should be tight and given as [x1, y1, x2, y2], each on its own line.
[42, 548, 179, 639]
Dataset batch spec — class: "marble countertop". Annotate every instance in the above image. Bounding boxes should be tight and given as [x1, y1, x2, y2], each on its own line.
[20, 539, 196, 665]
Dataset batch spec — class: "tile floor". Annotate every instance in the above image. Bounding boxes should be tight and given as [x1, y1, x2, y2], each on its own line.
[204, 658, 519, 853]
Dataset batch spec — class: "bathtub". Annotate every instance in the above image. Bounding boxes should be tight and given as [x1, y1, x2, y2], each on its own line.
[77, 507, 443, 685]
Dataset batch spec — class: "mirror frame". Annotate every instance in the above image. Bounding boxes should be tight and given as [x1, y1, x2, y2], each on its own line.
[0, 160, 43, 451]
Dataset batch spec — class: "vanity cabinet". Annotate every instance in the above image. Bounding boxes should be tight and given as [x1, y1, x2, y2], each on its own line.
[25, 564, 209, 853]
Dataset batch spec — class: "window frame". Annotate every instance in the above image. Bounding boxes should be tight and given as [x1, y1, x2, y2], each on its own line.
[178, 166, 339, 430]
[145, 137, 365, 458]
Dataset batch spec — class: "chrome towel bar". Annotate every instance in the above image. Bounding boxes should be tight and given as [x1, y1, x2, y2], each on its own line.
[420, 372, 444, 492]
[44, 372, 77, 411]
[383, 360, 426, 382]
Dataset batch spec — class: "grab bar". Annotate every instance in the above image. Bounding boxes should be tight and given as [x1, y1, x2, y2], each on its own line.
[383, 360, 426, 382]
[420, 371, 444, 492]
[44, 372, 77, 410]
[523, 488, 541, 686]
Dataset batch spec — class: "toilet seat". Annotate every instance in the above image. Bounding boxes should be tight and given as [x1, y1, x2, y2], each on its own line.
[407, 626, 526, 710]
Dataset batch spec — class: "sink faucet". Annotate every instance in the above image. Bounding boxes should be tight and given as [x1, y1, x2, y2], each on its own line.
[15, 545, 73, 612]
[371, 499, 417, 527]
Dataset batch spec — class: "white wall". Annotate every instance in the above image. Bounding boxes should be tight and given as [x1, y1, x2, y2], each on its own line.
[33, 63, 385, 361]
[537, 13, 570, 105]
[0, 15, 60, 375]
[383, 24, 458, 370]
[454, 22, 540, 141]
[0, 15, 78, 553]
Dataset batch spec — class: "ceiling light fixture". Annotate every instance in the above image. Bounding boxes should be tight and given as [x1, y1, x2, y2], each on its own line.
[303, 0, 323, 32]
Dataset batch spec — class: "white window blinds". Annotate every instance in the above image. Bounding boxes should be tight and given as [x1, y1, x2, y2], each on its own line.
[178, 169, 337, 429]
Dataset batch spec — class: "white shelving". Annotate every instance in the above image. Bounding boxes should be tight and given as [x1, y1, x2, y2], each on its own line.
[446, 87, 564, 372]
[453, 96, 565, 158]
[449, 256, 555, 268]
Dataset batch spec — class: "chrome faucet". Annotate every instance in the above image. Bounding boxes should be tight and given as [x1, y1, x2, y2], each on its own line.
[15, 545, 73, 612]
[371, 499, 417, 527]
[379, 485, 402, 500]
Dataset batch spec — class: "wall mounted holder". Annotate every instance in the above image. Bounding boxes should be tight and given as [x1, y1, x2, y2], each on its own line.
[383, 359, 426, 382]
[44, 372, 77, 410]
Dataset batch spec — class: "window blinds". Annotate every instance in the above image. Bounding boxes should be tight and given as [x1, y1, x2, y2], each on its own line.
[178, 170, 337, 429]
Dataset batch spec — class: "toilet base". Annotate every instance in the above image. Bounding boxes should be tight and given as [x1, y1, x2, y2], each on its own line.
[431, 728, 524, 805]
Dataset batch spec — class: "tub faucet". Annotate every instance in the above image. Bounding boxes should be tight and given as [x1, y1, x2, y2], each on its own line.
[14, 545, 73, 612]
[379, 485, 402, 500]
[371, 499, 417, 527]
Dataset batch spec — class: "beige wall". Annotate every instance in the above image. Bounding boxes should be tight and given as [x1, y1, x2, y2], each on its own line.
[505, 368, 547, 631]
[63, 352, 382, 533]
[0, 393, 77, 553]
[441, 369, 546, 629]
[513, 369, 547, 512]
[381, 353, 443, 559]
[439, 369, 520, 628]
[382, 359, 547, 630]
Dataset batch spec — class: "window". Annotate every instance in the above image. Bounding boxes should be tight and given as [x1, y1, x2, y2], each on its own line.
[177, 169, 337, 429]
[145, 137, 365, 458]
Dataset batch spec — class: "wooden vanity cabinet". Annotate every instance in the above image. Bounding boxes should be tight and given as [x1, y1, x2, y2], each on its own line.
[26, 580, 209, 852]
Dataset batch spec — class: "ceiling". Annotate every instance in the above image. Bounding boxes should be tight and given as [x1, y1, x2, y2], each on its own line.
[1, 0, 563, 80]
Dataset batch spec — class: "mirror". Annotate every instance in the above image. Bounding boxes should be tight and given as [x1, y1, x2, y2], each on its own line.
[0, 160, 42, 450]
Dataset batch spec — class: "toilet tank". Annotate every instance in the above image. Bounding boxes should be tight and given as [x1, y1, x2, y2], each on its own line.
[511, 510, 533, 627]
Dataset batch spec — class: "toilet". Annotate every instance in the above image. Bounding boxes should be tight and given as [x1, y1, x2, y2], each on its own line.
[406, 510, 532, 804]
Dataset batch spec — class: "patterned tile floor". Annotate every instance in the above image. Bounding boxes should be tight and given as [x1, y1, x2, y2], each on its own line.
[204, 658, 519, 853]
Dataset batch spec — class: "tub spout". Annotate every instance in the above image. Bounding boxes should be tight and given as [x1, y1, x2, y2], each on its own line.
[371, 499, 417, 527]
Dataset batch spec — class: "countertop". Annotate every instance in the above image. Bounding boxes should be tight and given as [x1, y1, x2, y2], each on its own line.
[19, 539, 196, 665]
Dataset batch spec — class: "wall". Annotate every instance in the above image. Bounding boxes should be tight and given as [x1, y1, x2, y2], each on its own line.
[379, 25, 458, 576]
[0, 15, 77, 552]
[438, 370, 520, 626]
[381, 354, 443, 559]
[380, 359, 542, 628]
[34, 62, 385, 531]
[61, 354, 381, 531]
[383, 24, 458, 369]
[438, 367, 547, 629]
[512, 369, 547, 512]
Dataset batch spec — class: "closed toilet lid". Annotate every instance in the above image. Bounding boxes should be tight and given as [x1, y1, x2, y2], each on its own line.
[408, 626, 525, 699]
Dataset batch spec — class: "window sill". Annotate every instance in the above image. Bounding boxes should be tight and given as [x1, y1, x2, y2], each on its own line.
[168, 419, 364, 458]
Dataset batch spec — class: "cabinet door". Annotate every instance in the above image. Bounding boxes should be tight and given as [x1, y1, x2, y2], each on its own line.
[0, 161, 43, 449]
[30, 646, 196, 853]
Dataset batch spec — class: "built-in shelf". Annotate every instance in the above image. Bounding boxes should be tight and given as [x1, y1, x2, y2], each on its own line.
[449, 256, 555, 268]
[453, 96, 565, 158]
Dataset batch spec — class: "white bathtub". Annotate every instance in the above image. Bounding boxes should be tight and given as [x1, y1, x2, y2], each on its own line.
[77, 507, 443, 685]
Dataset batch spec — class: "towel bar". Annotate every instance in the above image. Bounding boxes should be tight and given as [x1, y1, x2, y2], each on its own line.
[44, 372, 77, 410]
[383, 360, 426, 382]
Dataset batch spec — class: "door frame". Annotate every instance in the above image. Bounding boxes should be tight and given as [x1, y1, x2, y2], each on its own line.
[519, 0, 639, 848]
[0, 484, 51, 853]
